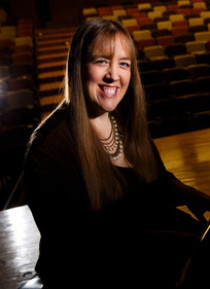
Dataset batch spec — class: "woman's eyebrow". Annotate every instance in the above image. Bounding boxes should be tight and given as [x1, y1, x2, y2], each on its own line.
[91, 54, 110, 59]
[91, 55, 131, 61]
[120, 57, 131, 61]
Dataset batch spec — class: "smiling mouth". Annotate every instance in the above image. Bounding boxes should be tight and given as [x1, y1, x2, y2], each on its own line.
[99, 85, 118, 97]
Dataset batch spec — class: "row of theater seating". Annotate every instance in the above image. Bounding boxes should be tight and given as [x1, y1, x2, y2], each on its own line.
[82, 1, 210, 26]
[0, 15, 40, 208]
[0, 22, 78, 207]
[83, 1, 210, 16]
[35, 27, 76, 116]
[81, 1, 210, 137]
[0, 2, 210, 207]
[82, 1, 210, 56]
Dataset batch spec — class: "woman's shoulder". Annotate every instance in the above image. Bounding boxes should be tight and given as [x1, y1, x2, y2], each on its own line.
[27, 106, 74, 156]
[35, 106, 70, 138]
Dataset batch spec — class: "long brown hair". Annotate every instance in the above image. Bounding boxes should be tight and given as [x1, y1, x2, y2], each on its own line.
[64, 19, 159, 210]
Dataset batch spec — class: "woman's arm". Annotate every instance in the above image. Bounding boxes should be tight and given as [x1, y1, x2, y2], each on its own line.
[24, 125, 91, 288]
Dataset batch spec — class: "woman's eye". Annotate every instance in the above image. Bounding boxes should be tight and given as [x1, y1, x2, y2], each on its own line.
[96, 59, 107, 64]
[120, 62, 131, 68]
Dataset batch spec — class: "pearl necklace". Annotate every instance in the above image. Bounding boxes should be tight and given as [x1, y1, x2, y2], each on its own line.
[99, 116, 123, 160]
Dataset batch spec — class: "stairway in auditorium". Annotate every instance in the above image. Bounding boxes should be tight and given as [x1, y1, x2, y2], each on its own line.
[35, 27, 77, 119]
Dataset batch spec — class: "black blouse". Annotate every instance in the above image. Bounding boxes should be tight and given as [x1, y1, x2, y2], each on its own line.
[24, 107, 210, 289]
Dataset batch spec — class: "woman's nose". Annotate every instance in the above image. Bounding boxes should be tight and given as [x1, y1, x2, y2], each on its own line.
[105, 63, 119, 82]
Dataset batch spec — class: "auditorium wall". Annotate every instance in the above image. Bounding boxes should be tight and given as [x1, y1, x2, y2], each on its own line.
[4, 0, 155, 28]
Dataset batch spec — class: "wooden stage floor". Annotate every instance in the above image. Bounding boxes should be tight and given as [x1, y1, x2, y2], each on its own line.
[154, 128, 210, 197]
[0, 128, 210, 289]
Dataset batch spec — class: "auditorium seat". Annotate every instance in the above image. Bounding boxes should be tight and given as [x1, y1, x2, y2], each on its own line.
[0, 54, 12, 66]
[16, 27, 34, 38]
[177, 0, 191, 7]
[171, 26, 189, 36]
[126, 8, 139, 16]
[113, 9, 127, 19]
[177, 92, 210, 114]
[194, 75, 210, 93]
[148, 11, 163, 21]
[188, 17, 204, 27]
[185, 13, 200, 21]
[121, 18, 138, 27]
[110, 5, 123, 10]
[144, 45, 165, 59]
[149, 97, 192, 135]
[0, 39, 14, 55]
[39, 94, 64, 113]
[174, 33, 195, 43]
[204, 18, 210, 26]
[0, 25, 16, 39]
[149, 56, 175, 70]
[140, 23, 157, 31]
[169, 79, 195, 97]
[206, 40, 210, 51]
[121, 18, 138, 32]
[0, 16, 40, 209]
[39, 81, 64, 98]
[185, 40, 206, 54]
[10, 63, 34, 78]
[14, 44, 34, 54]
[135, 37, 156, 50]
[193, 1, 207, 11]
[164, 43, 187, 57]
[138, 59, 154, 72]
[12, 53, 34, 64]
[144, 82, 170, 102]
[193, 110, 210, 129]
[151, 29, 171, 37]
[194, 31, 210, 41]
[196, 51, 210, 64]
[137, 17, 153, 27]
[8, 76, 35, 91]
[2, 106, 39, 127]
[188, 24, 208, 33]
[0, 123, 34, 208]
[0, 123, 34, 148]
[138, 3, 152, 12]
[0, 78, 8, 108]
[166, 4, 179, 12]
[140, 70, 165, 85]
[162, 67, 189, 82]
[0, 65, 10, 79]
[155, 16, 170, 23]
[156, 20, 172, 31]
[97, 7, 112, 16]
[200, 11, 210, 20]
[82, 7, 98, 18]
[177, 8, 193, 16]
[15, 36, 33, 47]
[186, 63, 210, 79]
[6, 89, 36, 110]
[137, 48, 145, 60]
[156, 35, 175, 46]
[169, 13, 185, 23]
[132, 29, 152, 41]
[153, 5, 167, 13]
[172, 19, 188, 27]
[173, 54, 197, 67]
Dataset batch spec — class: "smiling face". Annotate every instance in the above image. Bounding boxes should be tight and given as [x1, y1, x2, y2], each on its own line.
[84, 33, 132, 117]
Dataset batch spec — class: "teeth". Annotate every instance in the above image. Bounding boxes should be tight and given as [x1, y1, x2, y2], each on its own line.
[103, 87, 116, 95]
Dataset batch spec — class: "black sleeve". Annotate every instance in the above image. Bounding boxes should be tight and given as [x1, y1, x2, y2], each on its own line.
[24, 127, 91, 288]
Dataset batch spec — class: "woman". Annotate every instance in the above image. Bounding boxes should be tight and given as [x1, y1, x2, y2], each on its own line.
[24, 19, 210, 288]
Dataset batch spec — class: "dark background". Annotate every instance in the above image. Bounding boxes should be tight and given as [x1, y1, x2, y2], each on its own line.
[0, 0, 168, 28]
